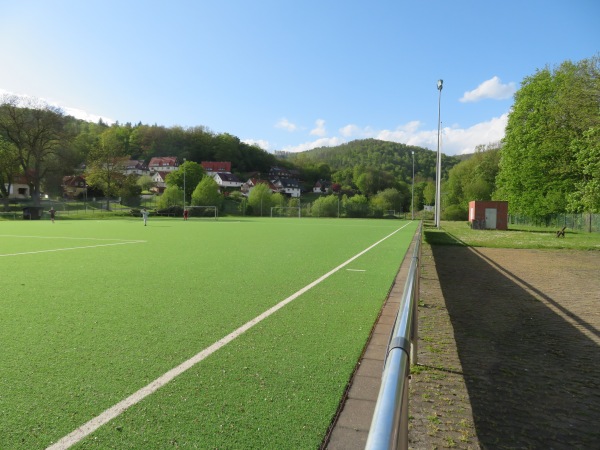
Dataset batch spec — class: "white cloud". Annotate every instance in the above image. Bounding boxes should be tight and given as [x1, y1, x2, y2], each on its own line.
[277, 114, 508, 155]
[0, 88, 115, 124]
[282, 136, 345, 153]
[275, 117, 298, 132]
[310, 119, 326, 137]
[242, 139, 270, 150]
[460, 76, 516, 102]
[339, 124, 360, 137]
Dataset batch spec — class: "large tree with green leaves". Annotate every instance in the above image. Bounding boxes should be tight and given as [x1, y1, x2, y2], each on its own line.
[567, 126, 600, 212]
[446, 143, 501, 209]
[0, 96, 74, 204]
[0, 137, 21, 209]
[85, 127, 130, 209]
[191, 176, 223, 209]
[247, 183, 273, 216]
[495, 55, 600, 216]
[165, 160, 204, 205]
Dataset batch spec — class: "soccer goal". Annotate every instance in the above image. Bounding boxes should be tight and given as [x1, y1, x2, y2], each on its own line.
[186, 205, 219, 220]
[270, 206, 301, 218]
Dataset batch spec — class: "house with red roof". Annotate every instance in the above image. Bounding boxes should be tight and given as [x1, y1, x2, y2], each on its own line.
[148, 157, 178, 173]
[201, 161, 232, 173]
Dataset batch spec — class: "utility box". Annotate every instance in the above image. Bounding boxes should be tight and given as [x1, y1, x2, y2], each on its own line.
[468, 201, 508, 230]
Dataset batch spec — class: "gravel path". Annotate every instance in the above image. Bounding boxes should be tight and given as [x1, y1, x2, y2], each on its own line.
[409, 242, 600, 449]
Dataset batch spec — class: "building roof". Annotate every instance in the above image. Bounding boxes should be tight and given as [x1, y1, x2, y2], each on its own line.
[149, 156, 178, 167]
[216, 172, 241, 182]
[202, 161, 232, 172]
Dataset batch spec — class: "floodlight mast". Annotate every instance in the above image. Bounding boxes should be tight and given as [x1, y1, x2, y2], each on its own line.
[411, 150, 415, 220]
[183, 158, 186, 210]
[435, 79, 443, 229]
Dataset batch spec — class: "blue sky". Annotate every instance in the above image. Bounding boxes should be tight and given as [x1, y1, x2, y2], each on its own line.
[0, 0, 598, 155]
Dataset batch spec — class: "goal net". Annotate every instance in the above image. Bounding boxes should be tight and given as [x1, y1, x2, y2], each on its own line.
[270, 206, 301, 218]
[186, 205, 218, 220]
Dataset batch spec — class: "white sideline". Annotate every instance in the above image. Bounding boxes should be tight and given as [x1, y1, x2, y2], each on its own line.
[0, 241, 146, 257]
[46, 223, 412, 449]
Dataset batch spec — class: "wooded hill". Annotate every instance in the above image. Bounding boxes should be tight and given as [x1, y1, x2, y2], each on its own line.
[285, 138, 462, 185]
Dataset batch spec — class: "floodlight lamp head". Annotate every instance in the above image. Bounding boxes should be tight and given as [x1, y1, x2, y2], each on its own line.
[437, 79, 443, 90]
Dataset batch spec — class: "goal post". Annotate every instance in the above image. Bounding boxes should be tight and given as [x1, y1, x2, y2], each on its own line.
[186, 205, 218, 220]
[270, 206, 301, 218]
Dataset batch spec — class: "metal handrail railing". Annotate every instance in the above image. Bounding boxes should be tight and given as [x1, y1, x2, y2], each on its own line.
[365, 222, 422, 450]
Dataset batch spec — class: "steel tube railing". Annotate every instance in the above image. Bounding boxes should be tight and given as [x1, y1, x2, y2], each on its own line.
[365, 223, 422, 450]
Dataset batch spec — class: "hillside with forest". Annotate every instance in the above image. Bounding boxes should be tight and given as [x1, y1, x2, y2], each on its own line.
[285, 139, 461, 185]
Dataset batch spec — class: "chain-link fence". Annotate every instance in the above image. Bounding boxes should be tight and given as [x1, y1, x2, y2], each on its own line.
[509, 213, 600, 233]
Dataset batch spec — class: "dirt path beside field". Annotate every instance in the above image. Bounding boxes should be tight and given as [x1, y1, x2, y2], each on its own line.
[409, 242, 600, 449]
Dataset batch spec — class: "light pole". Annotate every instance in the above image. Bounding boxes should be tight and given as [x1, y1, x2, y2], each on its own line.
[435, 79, 443, 229]
[183, 158, 186, 210]
[411, 151, 415, 220]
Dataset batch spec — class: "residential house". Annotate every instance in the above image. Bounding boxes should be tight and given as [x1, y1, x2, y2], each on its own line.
[4, 175, 29, 200]
[201, 161, 232, 173]
[151, 171, 170, 194]
[148, 157, 178, 173]
[268, 166, 291, 180]
[210, 172, 243, 189]
[124, 159, 148, 176]
[62, 175, 87, 199]
[241, 178, 277, 196]
[273, 178, 301, 198]
[313, 179, 331, 194]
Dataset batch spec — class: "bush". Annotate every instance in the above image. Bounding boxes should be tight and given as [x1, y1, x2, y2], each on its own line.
[156, 206, 183, 216]
[443, 204, 468, 221]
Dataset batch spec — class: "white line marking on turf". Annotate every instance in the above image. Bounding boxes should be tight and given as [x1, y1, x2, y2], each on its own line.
[0, 241, 146, 257]
[0, 235, 143, 241]
[347, 269, 366, 272]
[46, 222, 411, 450]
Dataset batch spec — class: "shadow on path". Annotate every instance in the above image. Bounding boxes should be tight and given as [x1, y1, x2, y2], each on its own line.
[427, 231, 600, 449]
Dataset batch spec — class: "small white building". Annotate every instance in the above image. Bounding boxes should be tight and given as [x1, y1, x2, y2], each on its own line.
[151, 171, 170, 193]
[4, 175, 29, 200]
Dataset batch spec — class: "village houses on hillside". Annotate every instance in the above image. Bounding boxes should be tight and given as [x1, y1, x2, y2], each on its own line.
[47, 157, 328, 201]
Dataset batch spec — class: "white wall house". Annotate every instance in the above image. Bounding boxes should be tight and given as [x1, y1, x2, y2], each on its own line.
[151, 171, 170, 193]
[210, 172, 243, 189]
[148, 157, 178, 173]
[4, 175, 29, 199]
[273, 178, 301, 198]
[124, 160, 148, 176]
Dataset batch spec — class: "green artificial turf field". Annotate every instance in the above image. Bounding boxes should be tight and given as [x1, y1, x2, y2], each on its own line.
[0, 217, 418, 449]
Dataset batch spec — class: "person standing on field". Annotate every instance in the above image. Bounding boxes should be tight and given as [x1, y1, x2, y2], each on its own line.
[49, 207, 56, 223]
[183, 208, 188, 221]
[141, 208, 148, 226]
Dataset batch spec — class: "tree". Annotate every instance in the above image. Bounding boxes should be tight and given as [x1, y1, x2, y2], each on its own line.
[567, 127, 600, 213]
[371, 188, 404, 216]
[0, 137, 20, 210]
[165, 161, 204, 205]
[85, 127, 129, 210]
[446, 144, 500, 209]
[119, 174, 142, 207]
[157, 185, 183, 209]
[311, 195, 338, 217]
[344, 194, 369, 218]
[0, 96, 74, 205]
[355, 168, 396, 196]
[248, 183, 273, 216]
[136, 174, 155, 192]
[191, 176, 222, 209]
[495, 55, 600, 217]
[423, 181, 436, 206]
